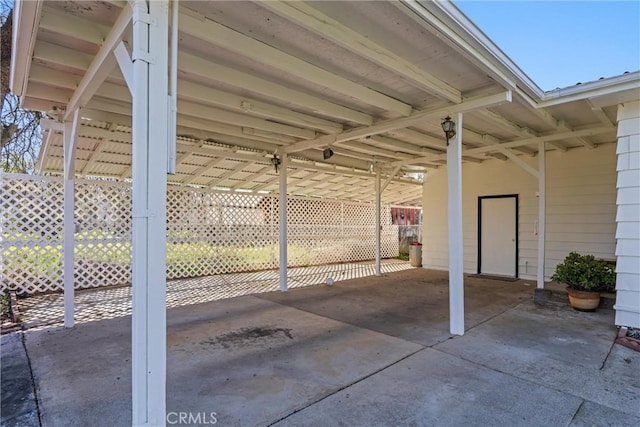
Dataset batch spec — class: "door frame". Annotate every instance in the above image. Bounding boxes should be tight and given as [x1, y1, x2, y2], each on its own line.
[477, 194, 519, 277]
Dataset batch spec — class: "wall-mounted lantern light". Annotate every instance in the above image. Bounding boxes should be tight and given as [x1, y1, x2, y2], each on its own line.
[441, 115, 456, 146]
[271, 155, 281, 173]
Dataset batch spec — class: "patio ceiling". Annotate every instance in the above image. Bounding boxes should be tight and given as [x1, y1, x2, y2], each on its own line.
[11, 0, 640, 206]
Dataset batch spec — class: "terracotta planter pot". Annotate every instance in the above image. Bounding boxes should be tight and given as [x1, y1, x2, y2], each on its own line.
[567, 287, 600, 312]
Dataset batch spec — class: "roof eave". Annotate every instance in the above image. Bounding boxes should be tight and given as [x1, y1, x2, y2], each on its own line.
[417, 0, 545, 101]
[537, 71, 640, 108]
[9, 0, 42, 99]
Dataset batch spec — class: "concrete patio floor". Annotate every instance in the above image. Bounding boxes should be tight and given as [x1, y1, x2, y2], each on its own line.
[2, 268, 639, 426]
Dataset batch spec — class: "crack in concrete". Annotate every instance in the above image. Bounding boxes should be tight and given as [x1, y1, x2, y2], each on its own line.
[21, 332, 42, 427]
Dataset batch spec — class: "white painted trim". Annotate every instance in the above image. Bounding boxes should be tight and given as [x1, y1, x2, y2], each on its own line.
[36, 129, 55, 174]
[375, 167, 382, 277]
[448, 113, 464, 335]
[279, 154, 288, 291]
[9, 0, 42, 97]
[114, 41, 133, 93]
[537, 141, 546, 289]
[130, 1, 169, 425]
[168, 0, 179, 175]
[64, 110, 80, 180]
[62, 114, 78, 328]
[539, 72, 640, 107]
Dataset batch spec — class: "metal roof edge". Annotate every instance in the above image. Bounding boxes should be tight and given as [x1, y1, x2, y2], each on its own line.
[538, 71, 640, 108]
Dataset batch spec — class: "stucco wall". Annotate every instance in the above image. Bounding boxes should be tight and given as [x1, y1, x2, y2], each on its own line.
[421, 143, 617, 281]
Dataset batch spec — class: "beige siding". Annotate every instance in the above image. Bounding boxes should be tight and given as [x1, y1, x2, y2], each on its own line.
[422, 143, 617, 280]
[615, 101, 640, 328]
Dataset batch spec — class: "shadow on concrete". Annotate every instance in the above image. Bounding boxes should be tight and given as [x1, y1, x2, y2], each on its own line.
[2, 268, 638, 426]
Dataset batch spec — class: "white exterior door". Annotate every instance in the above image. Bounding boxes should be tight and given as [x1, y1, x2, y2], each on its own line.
[479, 196, 517, 277]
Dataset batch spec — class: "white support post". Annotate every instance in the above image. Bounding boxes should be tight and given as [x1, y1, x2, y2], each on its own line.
[279, 154, 288, 291]
[130, 1, 169, 426]
[62, 109, 79, 328]
[375, 166, 382, 276]
[537, 141, 546, 289]
[448, 113, 464, 335]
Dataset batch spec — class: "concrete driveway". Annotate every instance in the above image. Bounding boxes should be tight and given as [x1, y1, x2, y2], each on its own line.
[2, 269, 639, 426]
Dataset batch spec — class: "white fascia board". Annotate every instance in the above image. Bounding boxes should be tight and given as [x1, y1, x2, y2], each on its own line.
[10, 0, 43, 98]
[538, 72, 640, 108]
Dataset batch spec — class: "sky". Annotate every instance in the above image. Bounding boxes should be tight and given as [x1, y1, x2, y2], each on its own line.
[455, 0, 640, 91]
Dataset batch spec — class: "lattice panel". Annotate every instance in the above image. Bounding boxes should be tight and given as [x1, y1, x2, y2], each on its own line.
[2, 174, 405, 295]
[1, 174, 64, 293]
[74, 180, 132, 289]
[165, 187, 278, 277]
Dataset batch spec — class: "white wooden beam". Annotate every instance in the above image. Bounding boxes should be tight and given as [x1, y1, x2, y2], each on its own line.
[64, 4, 132, 120]
[130, 1, 168, 424]
[179, 52, 372, 125]
[587, 100, 616, 127]
[375, 167, 382, 277]
[177, 100, 316, 140]
[33, 42, 351, 133]
[181, 157, 228, 185]
[448, 112, 464, 335]
[81, 137, 109, 175]
[289, 170, 327, 188]
[279, 154, 289, 291]
[382, 165, 403, 193]
[64, 110, 80, 179]
[537, 141, 546, 289]
[392, 126, 612, 166]
[231, 166, 272, 190]
[496, 147, 539, 178]
[113, 41, 133, 93]
[388, 128, 448, 151]
[556, 120, 597, 150]
[179, 80, 343, 134]
[62, 111, 79, 329]
[282, 91, 512, 154]
[36, 129, 56, 173]
[388, 187, 425, 205]
[40, 5, 111, 44]
[366, 135, 443, 155]
[260, 1, 461, 103]
[179, 9, 411, 116]
[339, 141, 414, 160]
[206, 162, 248, 187]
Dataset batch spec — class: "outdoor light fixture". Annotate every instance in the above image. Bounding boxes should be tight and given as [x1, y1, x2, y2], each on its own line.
[441, 115, 456, 146]
[323, 147, 334, 160]
[271, 155, 281, 173]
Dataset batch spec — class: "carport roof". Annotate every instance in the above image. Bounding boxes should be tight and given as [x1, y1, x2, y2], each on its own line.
[10, 0, 640, 206]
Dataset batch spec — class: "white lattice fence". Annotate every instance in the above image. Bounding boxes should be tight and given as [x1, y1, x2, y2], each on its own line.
[2, 174, 399, 294]
[1, 174, 64, 294]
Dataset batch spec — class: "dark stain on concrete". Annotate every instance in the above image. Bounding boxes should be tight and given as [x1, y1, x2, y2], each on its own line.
[202, 326, 294, 349]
